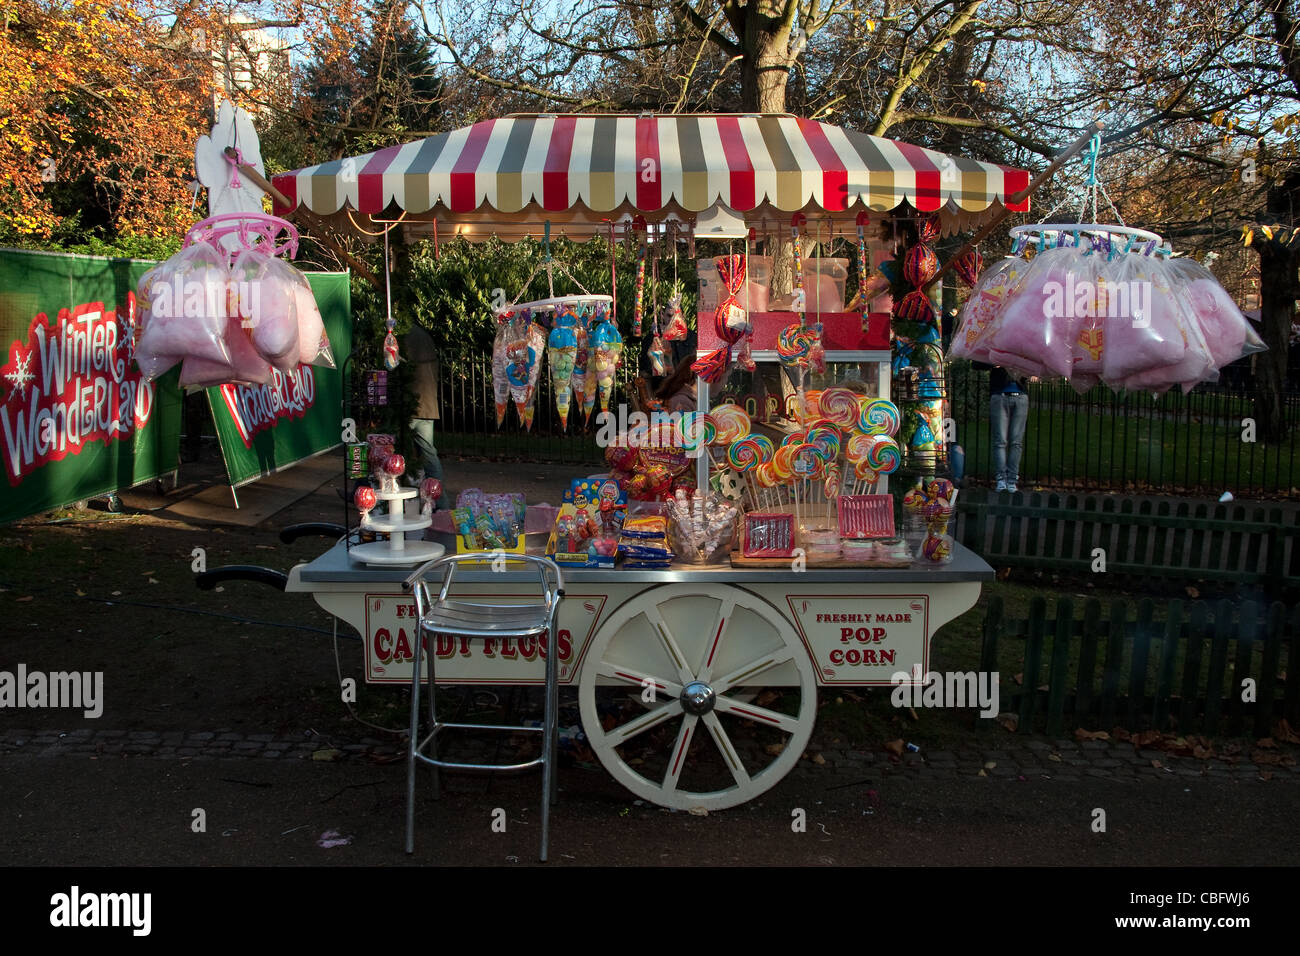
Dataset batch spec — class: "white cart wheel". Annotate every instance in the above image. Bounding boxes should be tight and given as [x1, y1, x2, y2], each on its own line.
[578, 583, 817, 811]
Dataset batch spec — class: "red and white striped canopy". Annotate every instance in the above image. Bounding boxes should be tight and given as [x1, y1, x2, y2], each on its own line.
[273, 114, 1029, 239]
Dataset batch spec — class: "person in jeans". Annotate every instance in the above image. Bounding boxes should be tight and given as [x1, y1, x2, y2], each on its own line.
[988, 365, 1029, 493]
[404, 324, 446, 509]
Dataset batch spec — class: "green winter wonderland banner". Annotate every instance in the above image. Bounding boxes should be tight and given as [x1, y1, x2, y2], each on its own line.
[0, 248, 183, 524]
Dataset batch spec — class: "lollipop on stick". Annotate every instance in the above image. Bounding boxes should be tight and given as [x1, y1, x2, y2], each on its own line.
[418, 477, 442, 516]
[354, 484, 377, 528]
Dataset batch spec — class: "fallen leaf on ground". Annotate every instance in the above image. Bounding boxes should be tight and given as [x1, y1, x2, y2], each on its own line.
[15, 596, 32, 602]
[687, 807, 708, 817]
[977, 769, 988, 777]
[983, 761, 997, 770]
[811, 753, 826, 765]
[1185, 585, 1200, 599]
[1112, 728, 1132, 742]
[311, 749, 342, 762]
[1255, 737, 1277, 749]
[764, 743, 785, 756]
[1193, 745, 1214, 760]
[1048, 753, 1062, 762]
[1076, 729, 1109, 741]
[1151, 759, 1163, 769]
[1259, 771, 1273, 781]
[997, 714, 1018, 733]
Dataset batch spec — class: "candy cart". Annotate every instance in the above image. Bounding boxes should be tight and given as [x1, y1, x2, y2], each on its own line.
[263, 113, 1043, 810]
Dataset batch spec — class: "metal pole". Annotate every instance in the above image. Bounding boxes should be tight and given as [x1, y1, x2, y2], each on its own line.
[923, 121, 1106, 294]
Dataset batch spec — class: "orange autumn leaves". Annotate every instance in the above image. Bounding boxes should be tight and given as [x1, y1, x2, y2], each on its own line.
[0, 0, 362, 242]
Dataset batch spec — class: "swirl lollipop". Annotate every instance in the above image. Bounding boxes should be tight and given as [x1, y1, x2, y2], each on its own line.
[772, 444, 797, 482]
[710, 404, 751, 444]
[853, 458, 879, 485]
[801, 389, 823, 423]
[727, 434, 774, 472]
[846, 433, 874, 464]
[776, 324, 816, 368]
[819, 387, 860, 429]
[792, 443, 824, 478]
[419, 477, 442, 516]
[862, 434, 901, 475]
[354, 484, 377, 525]
[701, 414, 718, 446]
[857, 398, 901, 438]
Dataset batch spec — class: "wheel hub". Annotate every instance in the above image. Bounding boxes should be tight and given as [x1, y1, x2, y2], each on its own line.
[680, 680, 716, 715]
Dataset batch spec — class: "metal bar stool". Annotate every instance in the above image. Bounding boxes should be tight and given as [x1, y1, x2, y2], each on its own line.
[403, 553, 564, 861]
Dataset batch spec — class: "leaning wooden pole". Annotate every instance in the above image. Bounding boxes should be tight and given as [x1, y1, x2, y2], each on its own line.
[223, 147, 381, 287]
[923, 120, 1105, 293]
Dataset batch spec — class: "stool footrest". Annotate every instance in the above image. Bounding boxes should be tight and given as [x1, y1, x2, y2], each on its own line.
[413, 752, 545, 772]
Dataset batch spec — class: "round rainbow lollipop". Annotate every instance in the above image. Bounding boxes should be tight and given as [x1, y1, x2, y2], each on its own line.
[710, 404, 751, 444]
[857, 398, 901, 438]
[862, 434, 901, 474]
[819, 387, 861, 429]
[776, 324, 817, 368]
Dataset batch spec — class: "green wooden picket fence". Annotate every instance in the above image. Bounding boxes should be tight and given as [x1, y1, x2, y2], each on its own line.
[982, 596, 1299, 738]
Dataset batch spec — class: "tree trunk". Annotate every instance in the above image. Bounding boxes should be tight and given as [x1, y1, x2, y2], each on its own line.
[738, 7, 796, 296]
[1252, 238, 1296, 443]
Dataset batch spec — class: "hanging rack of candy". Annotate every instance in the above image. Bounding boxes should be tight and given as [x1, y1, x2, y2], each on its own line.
[246, 114, 1202, 812]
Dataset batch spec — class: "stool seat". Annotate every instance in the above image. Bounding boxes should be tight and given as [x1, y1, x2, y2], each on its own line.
[403, 553, 564, 862]
[420, 600, 552, 638]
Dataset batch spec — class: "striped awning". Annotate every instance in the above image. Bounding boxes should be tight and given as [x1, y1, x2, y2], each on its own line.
[273, 114, 1030, 239]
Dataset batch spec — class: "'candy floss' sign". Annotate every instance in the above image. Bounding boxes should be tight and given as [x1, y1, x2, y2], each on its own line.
[216, 365, 316, 447]
[1, 298, 155, 484]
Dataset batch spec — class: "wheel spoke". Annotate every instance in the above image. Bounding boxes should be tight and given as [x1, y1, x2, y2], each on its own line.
[712, 649, 797, 696]
[644, 605, 696, 685]
[592, 661, 684, 700]
[661, 714, 698, 793]
[701, 712, 751, 789]
[601, 701, 681, 744]
[696, 596, 736, 682]
[713, 695, 805, 734]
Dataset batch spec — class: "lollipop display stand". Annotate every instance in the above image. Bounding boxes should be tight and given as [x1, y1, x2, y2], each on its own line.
[349, 489, 444, 567]
[348, 462, 446, 567]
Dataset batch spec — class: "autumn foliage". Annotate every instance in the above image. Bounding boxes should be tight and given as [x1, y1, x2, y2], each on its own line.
[0, 2, 219, 241]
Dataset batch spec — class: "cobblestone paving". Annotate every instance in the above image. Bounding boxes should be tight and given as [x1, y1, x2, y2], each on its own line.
[3, 728, 1296, 783]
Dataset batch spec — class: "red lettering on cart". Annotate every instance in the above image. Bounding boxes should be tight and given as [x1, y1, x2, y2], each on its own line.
[518, 634, 536, 659]
[374, 627, 393, 662]
[500, 637, 517, 660]
[828, 648, 897, 666]
[393, 627, 414, 661]
[876, 613, 911, 623]
[482, 638, 496, 657]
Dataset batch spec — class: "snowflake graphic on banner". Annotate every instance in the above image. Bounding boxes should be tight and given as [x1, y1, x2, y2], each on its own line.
[4, 346, 33, 399]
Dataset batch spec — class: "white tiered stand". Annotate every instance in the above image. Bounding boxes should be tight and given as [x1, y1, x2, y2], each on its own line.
[349, 487, 446, 566]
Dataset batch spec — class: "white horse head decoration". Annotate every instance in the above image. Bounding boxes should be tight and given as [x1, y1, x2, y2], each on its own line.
[195, 100, 265, 249]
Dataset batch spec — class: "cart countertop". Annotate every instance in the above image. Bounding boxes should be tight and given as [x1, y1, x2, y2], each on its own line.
[291, 535, 994, 587]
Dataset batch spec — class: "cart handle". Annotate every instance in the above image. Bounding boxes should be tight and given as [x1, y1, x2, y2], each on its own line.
[279, 522, 348, 544]
[195, 565, 289, 592]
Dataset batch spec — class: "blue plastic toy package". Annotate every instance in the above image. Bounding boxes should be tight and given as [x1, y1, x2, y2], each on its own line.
[546, 477, 626, 567]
